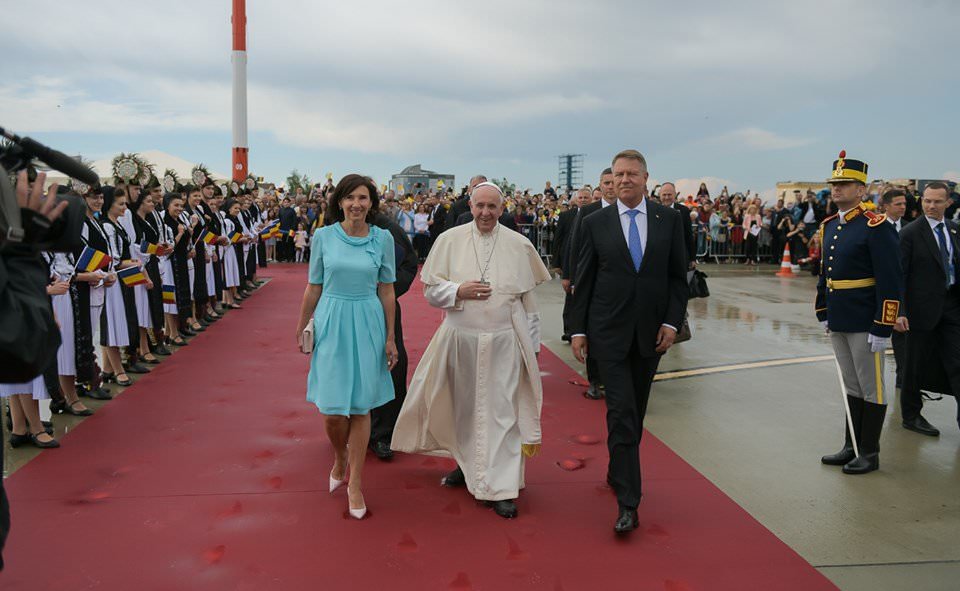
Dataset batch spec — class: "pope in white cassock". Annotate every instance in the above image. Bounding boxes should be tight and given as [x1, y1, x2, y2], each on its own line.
[391, 181, 551, 519]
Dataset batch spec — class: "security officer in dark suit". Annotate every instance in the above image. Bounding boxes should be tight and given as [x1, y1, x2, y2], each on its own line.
[896, 181, 960, 437]
[562, 169, 616, 399]
[816, 151, 904, 475]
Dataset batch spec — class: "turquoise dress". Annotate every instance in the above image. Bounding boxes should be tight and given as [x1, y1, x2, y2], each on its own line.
[306, 223, 396, 415]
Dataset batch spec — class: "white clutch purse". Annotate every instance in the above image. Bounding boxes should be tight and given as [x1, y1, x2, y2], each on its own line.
[300, 321, 314, 354]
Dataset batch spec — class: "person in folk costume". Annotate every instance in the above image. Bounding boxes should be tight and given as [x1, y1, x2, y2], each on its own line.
[232, 182, 257, 297]
[192, 165, 226, 317]
[75, 182, 115, 400]
[159, 192, 190, 346]
[228, 184, 254, 298]
[220, 196, 245, 308]
[127, 176, 165, 364]
[43, 241, 95, 418]
[140, 173, 174, 356]
[182, 184, 211, 328]
[212, 184, 233, 311]
[98, 185, 142, 388]
[174, 184, 203, 334]
[245, 174, 269, 273]
[112, 154, 160, 364]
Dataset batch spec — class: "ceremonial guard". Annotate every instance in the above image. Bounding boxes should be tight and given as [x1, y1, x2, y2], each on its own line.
[816, 151, 903, 475]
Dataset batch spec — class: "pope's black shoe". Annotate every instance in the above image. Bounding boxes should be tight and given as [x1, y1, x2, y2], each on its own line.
[441, 466, 466, 487]
[902, 415, 940, 437]
[488, 499, 518, 519]
[369, 440, 393, 461]
[614, 507, 639, 534]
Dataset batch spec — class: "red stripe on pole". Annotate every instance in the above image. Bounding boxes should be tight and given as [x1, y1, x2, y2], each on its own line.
[233, 147, 248, 182]
[232, 0, 246, 51]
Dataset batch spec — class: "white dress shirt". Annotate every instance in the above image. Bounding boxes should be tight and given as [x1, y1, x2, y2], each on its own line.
[617, 198, 648, 254]
[926, 216, 953, 259]
[887, 216, 902, 233]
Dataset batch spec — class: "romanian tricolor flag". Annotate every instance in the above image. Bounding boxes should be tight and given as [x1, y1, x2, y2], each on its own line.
[76, 246, 111, 272]
[162, 285, 177, 304]
[197, 230, 217, 245]
[139, 241, 160, 255]
[118, 266, 148, 287]
[260, 221, 280, 239]
[229, 231, 243, 244]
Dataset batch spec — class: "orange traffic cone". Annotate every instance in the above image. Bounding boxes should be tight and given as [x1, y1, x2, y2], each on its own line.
[776, 244, 795, 277]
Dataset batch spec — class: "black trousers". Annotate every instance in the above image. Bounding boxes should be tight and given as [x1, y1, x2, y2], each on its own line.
[892, 329, 905, 388]
[144, 258, 164, 330]
[561, 292, 573, 337]
[257, 241, 267, 268]
[597, 341, 661, 510]
[370, 303, 408, 444]
[902, 296, 960, 420]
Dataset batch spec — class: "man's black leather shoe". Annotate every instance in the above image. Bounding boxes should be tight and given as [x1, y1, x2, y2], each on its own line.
[614, 508, 638, 534]
[488, 499, 518, 519]
[902, 416, 940, 437]
[584, 384, 604, 400]
[561, 334, 571, 343]
[369, 440, 393, 461]
[441, 466, 465, 487]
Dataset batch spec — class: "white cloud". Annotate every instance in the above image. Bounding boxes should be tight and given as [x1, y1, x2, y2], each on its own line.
[943, 171, 960, 183]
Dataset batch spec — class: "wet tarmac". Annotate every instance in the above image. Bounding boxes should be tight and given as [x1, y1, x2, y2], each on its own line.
[537, 264, 960, 591]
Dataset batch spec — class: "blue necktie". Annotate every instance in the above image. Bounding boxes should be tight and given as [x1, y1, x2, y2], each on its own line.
[935, 223, 955, 288]
[626, 209, 643, 271]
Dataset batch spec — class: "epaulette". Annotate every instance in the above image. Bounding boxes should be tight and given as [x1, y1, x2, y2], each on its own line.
[863, 210, 887, 227]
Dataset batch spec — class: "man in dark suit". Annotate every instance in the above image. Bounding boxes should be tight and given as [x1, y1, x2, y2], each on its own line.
[445, 175, 486, 232]
[896, 181, 960, 437]
[569, 149, 689, 534]
[277, 197, 298, 262]
[368, 212, 420, 459]
[880, 189, 910, 388]
[656, 182, 696, 267]
[562, 169, 616, 398]
[553, 188, 587, 278]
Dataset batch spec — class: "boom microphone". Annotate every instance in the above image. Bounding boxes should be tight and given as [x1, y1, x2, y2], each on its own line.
[0, 126, 99, 186]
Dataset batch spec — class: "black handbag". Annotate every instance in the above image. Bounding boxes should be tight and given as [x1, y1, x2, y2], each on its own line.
[689, 269, 710, 299]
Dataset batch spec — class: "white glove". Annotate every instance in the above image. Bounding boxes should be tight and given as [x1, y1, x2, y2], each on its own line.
[867, 334, 890, 353]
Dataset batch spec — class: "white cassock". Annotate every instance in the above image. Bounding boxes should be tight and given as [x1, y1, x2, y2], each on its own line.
[391, 222, 551, 501]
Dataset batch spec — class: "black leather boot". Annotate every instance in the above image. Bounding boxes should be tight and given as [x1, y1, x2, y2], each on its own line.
[822, 396, 862, 465]
[843, 402, 885, 474]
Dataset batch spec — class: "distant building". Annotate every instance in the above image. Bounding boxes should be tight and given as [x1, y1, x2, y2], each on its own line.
[390, 164, 454, 195]
[776, 181, 830, 206]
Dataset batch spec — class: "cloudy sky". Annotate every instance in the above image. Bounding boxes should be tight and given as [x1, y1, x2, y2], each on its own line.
[3, 0, 958, 198]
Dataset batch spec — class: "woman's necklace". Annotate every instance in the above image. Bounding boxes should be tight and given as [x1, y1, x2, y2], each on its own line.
[471, 226, 499, 284]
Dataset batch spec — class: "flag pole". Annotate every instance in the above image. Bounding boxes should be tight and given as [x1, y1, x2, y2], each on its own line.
[231, 0, 248, 182]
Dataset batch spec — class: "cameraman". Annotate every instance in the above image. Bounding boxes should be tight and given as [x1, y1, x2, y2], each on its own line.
[0, 169, 71, 569]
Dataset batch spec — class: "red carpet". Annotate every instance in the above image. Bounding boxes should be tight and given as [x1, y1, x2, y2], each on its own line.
[2, 265, 837, 590]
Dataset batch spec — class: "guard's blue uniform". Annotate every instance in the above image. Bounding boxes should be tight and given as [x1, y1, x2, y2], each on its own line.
[815, 204, 903, 337]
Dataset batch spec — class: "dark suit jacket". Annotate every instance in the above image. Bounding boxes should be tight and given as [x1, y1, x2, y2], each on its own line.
[553, 208, 578, 270]
[371, 213, 418, 298]
[900, 218, 960, 330]
[570, 200, 689, 360]
[446, 197, 471, 232]
[454, 210, 518, 232]
[670, 202, 696, 263]
[562, 200, 603, 280]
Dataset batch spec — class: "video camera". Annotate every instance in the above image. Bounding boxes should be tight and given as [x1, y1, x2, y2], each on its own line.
[0, 125, 93, 253]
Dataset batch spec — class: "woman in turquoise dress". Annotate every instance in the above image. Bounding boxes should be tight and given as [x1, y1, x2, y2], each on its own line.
[296, 174, 397, 520]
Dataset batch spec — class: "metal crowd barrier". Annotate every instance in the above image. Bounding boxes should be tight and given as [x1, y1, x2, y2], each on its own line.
[696, 224, 774, 263]
[516, 222, 556, 267]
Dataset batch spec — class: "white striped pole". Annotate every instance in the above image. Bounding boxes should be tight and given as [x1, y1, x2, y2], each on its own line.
[231, 0, 248, 182]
